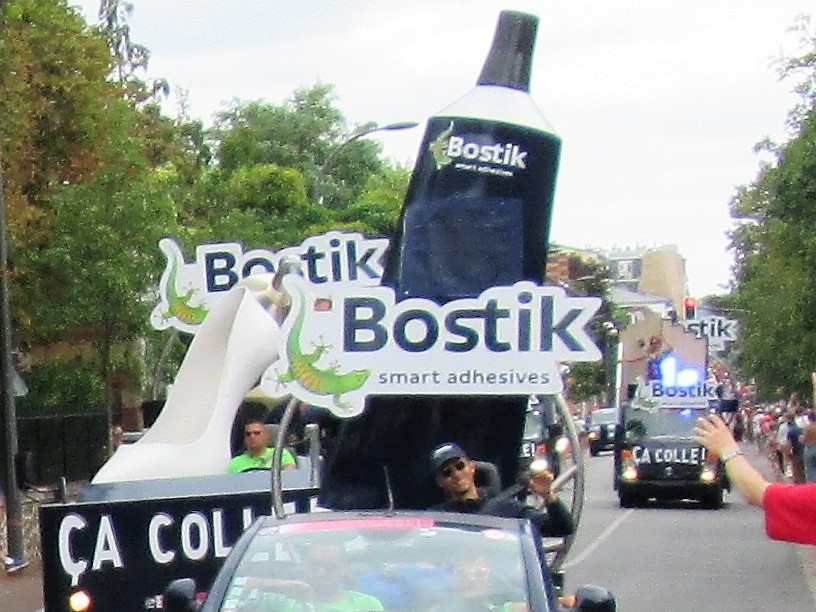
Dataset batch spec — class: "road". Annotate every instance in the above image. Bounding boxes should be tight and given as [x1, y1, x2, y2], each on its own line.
[562, 445, 816, 610]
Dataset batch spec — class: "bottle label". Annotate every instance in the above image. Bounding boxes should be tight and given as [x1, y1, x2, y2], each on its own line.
[426, 117, 555, 178]
[387, 116, 561, 302]
[434, 126, 529, 174]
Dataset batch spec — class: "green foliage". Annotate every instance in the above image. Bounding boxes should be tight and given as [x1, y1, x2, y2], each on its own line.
[210, 86, 386, 210]
[24, 168, 177, 343]
[17, 359, 106, 413]
[558, 256, 618, 403]
[0, 1, 410, 412]
[729, 17, 816, 401]
[566, 362, 606, 402]
[336, 164, 411, 237]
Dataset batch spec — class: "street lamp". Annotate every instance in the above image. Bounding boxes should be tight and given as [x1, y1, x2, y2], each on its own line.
[311, 120, 419, 205]
[602, 322, 620, 407]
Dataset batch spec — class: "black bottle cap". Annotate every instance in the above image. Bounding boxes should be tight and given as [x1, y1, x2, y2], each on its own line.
[477, 11, 538, 92]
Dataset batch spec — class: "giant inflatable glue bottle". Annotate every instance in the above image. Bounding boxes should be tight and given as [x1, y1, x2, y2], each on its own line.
[321, 11, 560, 511]
[384, 9, 560, 302]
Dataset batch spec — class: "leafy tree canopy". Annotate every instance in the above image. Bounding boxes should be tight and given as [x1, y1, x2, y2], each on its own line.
[728, 15, 816, 402]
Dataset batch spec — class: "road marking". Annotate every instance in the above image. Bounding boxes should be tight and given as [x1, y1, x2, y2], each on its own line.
[562, 509, 633, 569]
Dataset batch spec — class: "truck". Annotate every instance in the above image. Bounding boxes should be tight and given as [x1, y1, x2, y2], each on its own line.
[612, 312, 729, 508]
[35, 230, 600, 610]
[614, 401, 728, 508]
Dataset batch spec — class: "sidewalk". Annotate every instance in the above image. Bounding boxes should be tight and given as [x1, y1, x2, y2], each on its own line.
[0, 556, 43, 611]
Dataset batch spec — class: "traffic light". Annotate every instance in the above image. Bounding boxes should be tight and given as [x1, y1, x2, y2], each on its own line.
[683, 297, 698, 319]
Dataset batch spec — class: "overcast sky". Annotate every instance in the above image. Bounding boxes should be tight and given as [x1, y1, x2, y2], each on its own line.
[73, 0, 813, 296]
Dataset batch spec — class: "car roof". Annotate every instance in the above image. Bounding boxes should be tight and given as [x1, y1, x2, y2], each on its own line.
[591, 408, 618, 418]
[256, 509, 529, 532]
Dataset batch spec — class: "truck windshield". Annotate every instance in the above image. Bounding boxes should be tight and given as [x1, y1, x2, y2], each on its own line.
[523, 395, 556, 440]
[625, 406, 708, 439]
[589, 409, 618, 426]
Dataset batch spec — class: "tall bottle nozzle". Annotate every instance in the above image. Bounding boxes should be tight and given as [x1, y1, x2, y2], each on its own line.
[477, 10, 538, 92]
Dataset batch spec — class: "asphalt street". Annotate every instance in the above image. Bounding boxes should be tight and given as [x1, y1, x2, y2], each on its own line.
[563, 441, 816, 610]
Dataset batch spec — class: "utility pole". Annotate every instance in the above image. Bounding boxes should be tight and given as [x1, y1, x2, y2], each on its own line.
[0, 0, 27, 566]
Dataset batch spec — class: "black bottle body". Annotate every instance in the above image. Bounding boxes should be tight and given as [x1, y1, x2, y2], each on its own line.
[385, 82, 561, 303]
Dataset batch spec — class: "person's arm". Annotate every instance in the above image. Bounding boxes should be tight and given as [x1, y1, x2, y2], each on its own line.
[693, 414, 769, 507]
[538, 497, 574, 537]
[282, 448, 297, 470]
[523, 469, 573, 536]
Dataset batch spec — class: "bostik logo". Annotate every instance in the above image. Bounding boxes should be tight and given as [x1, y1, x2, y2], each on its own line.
[428, 121, 528, 172]
[260, 276, 602, 417]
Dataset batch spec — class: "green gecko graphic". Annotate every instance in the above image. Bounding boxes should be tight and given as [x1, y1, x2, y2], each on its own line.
[161, 241, 209, 325]
[428, 121, 454, 169]
[277, 281, 370, 412]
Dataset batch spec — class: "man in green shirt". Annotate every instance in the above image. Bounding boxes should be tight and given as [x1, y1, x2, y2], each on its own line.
[228, 418, 297, 472]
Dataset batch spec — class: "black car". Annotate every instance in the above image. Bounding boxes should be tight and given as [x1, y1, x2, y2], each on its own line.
[164, 511, 616, 611]
[614, 402, 728, 508]
[586, 408, 618, 456]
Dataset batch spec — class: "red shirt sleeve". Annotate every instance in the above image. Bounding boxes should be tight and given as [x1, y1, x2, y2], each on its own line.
[763, 483, 816, 545]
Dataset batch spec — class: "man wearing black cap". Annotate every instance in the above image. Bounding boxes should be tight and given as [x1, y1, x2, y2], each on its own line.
[429, 442, 573, 537]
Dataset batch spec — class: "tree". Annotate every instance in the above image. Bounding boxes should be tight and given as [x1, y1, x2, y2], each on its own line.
[558, 255, 620, 404]
[334, 163, 411, 237]
[210, 85, 386, 210]
[1, 0, 181, 420]
[728, 15, 816, 401]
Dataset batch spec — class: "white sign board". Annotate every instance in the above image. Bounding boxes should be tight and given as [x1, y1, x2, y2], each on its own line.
[259, 275, 602, 417]
[684, 316, 738, 349]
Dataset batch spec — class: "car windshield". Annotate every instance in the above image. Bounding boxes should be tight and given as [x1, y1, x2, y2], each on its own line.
[215, 517, 536, 611]
[589, 409, 617, 426]
[625, 406, 707, 439]
[523, 395, 556, 440]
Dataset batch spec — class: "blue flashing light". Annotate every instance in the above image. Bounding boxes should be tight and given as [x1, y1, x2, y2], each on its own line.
[658, 353, 701, 387]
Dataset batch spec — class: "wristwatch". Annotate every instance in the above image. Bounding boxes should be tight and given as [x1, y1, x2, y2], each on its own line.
[721, 449, 744, 464]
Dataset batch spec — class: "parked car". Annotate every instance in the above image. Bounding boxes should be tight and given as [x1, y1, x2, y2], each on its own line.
[587, 408, 618, 456]
[164, 510, 616, 611]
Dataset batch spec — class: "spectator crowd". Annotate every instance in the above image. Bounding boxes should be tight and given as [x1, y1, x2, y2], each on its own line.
[725, 393, 816, 484]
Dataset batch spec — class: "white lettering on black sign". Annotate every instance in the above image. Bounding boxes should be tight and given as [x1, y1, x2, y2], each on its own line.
[56, 506, 256, 585]
[633, 446, 705, 465]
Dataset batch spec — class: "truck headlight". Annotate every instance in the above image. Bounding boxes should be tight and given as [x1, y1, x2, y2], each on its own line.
[621, 465, 639, 481]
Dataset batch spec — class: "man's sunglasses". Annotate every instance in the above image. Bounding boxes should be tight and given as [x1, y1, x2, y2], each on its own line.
[245, 430, 264, 437]
[439, 460, 467, 478]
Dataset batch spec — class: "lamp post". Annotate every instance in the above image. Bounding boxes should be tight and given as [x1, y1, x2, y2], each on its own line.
[311, 120, 418, 205]
[602, 321, 619, 406]
[0, 150, 26, 569]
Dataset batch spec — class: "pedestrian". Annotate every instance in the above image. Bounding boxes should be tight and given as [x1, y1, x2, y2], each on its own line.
[787, 412, 806, 484]
[429, 442, 573, 537]
[774, 412, 792, 478]
[1, 483, 30, 574]
[800, 412, 816, 483]
[732, 412, 745, 443]
[112, 424, 124, 451]
[693, 413, 816, 546]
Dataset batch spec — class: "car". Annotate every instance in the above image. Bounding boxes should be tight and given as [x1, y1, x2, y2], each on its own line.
[164, 510, 616, 611]
[615, 402, 728, 508]
[586, 408, 618, 456]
